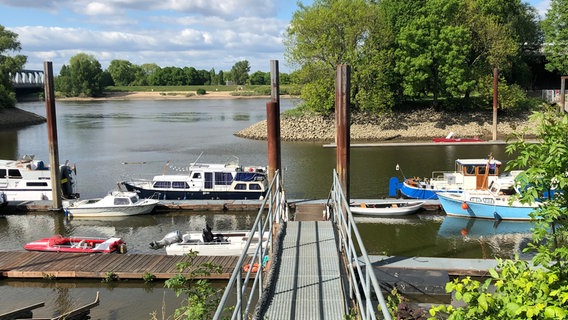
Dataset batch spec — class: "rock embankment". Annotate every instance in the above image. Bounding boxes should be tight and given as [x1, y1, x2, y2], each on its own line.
[0, 108, 46, 129]
[235, 108, 537, 142]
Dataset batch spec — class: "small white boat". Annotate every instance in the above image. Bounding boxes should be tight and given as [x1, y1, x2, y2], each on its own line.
[150, 225, 269, 256]
[350, 201, 424, 216]
[64, 191, 159, 217]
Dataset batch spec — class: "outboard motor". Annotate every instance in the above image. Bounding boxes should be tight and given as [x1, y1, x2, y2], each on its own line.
[149, 230, 183, 249]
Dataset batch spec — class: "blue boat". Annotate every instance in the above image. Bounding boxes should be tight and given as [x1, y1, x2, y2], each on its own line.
[389, 158, 503, 200]
[437, 177, 540, 220]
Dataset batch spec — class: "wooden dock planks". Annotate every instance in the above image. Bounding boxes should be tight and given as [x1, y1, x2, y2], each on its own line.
[0, 252, 244, 280]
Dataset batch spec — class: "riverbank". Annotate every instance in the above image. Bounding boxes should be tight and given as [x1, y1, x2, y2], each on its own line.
[235, 108, 537, 142]
[0, 107, 46, 129]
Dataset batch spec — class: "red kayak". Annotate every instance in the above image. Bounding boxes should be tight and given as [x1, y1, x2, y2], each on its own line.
[24, 235, 127, 253]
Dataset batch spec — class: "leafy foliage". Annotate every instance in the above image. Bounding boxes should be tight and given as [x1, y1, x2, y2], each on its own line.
[0, 25, 26, 108]
[163, 251, 224, 320]
[56, 53, 104, 97]
[541, 0, 568, 75]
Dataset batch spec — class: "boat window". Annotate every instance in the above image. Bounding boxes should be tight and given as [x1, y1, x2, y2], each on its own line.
[249, 183, 262, 190]
[0, 169, 5, 178]
[8, 169, 22, 179]
[172, 181, 189, 189]
[129, 196, 139, 203]
[153, 181, 171, 189]
[235, 183, 246, 190]
[114, 198, 130, 205]
[192, 172, 201, 179]
[482, 198, 494, 204]
[470, 197, 482, 202]
[26, 182, 48, 187]
[214, 172, 234, 185]
[465, 166, 475, 175]
[478, 166, 486, 174]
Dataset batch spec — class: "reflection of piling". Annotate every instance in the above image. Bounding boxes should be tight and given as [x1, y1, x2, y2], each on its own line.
[44, 61, 62, 209]
[561, 76, 567, 113]
[267, 60, 281, 183]
[492, 67, 498, 141]
[335, 64, 350, 202]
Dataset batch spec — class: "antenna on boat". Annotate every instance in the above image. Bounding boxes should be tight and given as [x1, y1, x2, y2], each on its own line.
[395, 163, 406, 179]
[191, 152, 204, 167]
[162, 161, 170, 175]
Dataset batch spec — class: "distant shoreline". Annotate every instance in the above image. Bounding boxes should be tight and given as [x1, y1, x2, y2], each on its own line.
[57, 91, 275, 101]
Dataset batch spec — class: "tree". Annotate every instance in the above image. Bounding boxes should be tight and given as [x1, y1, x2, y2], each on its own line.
[230, 60, 250, 85]
[0, 25, 27, 108]
[249, 71, 269, 85]
[284, 0, 374, 113]
[56, 53, 104, 97]
[107, 59, 136, 86]
[541, 0, 568, 75]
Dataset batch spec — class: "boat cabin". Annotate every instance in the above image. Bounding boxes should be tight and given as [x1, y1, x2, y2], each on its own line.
[434, 158, 501, 190]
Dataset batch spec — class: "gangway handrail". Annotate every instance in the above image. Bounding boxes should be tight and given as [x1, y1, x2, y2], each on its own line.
[213, 170, 287, 319]
[326, 169, 392, 320]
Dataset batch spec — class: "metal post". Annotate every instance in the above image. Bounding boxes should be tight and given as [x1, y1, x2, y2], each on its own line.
[44, 61, 62, 209]
[560, 76, 567, 113]
[335, 65, 350, 202]
[492, 67, 498, 141]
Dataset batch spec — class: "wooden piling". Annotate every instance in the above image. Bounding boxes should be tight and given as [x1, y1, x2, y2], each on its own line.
[492, 67, 498, 141]
[335, 65, 350, 202]
[267, 60, 281, 183]
[43, 61, 62, 209]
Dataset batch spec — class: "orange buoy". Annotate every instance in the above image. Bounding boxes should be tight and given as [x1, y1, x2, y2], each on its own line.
[243, 263, 260, 273]
[461, 228, 468, 236]
[461, 202, 469, 210]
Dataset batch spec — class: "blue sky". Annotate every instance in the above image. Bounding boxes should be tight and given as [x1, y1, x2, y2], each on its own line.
[0, 0, 549, 75]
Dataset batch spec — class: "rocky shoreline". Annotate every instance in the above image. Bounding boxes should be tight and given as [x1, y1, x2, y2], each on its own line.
[0, 108, 46, 129]
[235, 108, 537, 142]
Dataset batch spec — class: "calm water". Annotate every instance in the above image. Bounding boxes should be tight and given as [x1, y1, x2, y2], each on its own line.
[0, 99, 535, 317]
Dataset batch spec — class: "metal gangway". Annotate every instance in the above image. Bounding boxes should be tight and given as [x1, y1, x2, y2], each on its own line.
[214, 170, 392, 319]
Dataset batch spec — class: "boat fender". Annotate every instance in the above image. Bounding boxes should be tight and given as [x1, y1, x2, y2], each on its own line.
[243, 263, 260, 273]
[461, 202, 469, 210]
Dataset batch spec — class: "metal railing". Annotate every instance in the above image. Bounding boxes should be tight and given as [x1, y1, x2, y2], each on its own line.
[214, 170, 288, 320]
[326, 169, 392, 320]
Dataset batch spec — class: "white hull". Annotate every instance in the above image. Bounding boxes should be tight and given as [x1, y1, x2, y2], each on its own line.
[64, 191, 159, 218]
[350, 201, 424, 216]
[165, 231, 268, 256]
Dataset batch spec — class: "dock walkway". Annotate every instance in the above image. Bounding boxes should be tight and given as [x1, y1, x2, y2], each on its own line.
[261, 220, 346, 319]
[0, 251, 246, 280]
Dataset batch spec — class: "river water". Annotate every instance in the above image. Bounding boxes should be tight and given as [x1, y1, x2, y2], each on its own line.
[0, 98, 535, 318]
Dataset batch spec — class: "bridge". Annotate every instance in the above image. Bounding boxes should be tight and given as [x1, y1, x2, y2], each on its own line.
[214, 170, 392, 320]
[11, 69, 44, 89]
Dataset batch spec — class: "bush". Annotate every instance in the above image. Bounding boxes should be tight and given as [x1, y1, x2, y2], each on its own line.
[196, 88, 206, 95]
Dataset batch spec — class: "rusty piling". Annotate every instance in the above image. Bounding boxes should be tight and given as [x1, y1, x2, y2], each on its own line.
[44, 61, 62, 209]
[335, 65, 350, 202]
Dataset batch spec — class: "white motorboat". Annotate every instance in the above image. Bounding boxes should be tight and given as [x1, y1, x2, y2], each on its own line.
[120, 156, 267, 200]
[350, 201, 424, 216]
[0, 154, 78, 201]
[64, 190, 159, 217]
[150, 225, 269, 256]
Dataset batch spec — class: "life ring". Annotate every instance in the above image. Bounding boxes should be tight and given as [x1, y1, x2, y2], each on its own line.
[243, 263, 260, 273]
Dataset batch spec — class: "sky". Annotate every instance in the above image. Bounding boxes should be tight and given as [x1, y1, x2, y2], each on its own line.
[0, 0, 551, 75]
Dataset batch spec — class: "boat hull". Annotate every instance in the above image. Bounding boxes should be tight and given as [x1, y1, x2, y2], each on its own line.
[65, 202, 157, 217]
[122, 182, 265, 201]
[437, 192, 537, 220]
[24, 236, 126, 253]
[350, 201, 424, 216]
[163, 231, 268, 256]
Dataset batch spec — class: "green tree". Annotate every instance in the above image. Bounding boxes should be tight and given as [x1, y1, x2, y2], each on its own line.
[285, 0, 373, 113]
[107, 59, 136, 86]
[56, 53, 104, 97]
[541, 0, 568, 75]
[0, 25, 27, 108]
[230, 60, 250, 85]
[249, 71, 268, 85]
